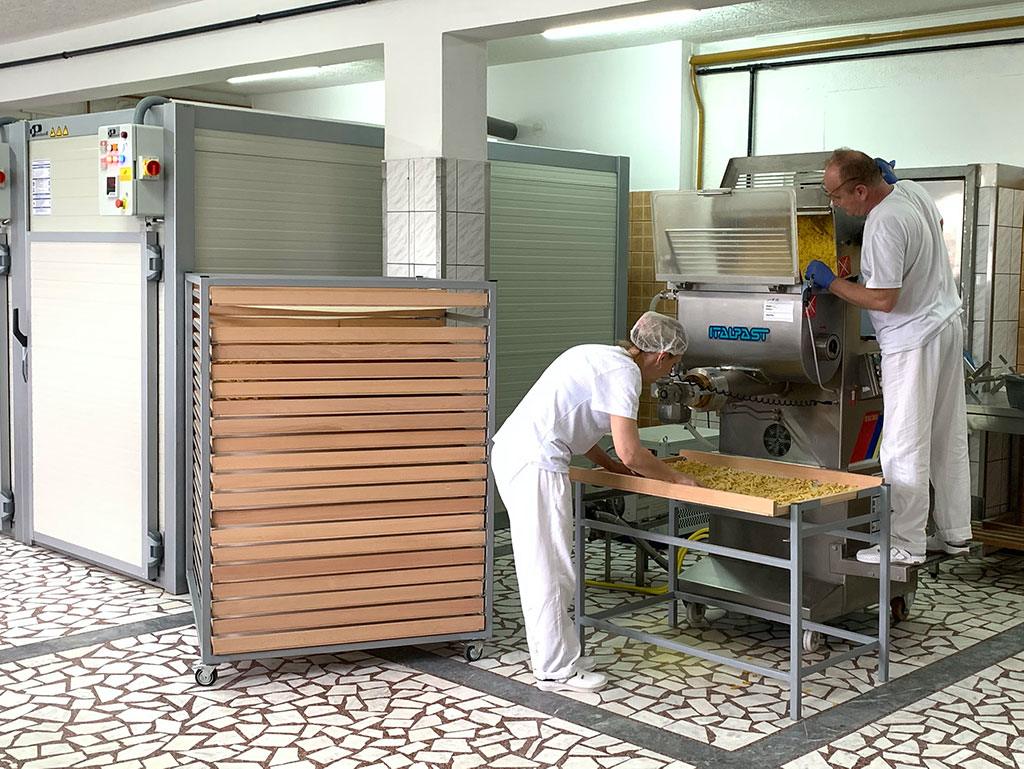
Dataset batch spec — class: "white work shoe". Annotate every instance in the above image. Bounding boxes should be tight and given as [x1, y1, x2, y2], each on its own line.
[856, 544, 926, 565]
[926, 534, 970, 555]
[536, 670, 608, 693]
[575, 656, 597, 672]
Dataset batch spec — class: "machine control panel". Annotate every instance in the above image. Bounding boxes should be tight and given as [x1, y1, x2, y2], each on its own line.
[0, 142, 10, 220]
[98, 124, 164, 216]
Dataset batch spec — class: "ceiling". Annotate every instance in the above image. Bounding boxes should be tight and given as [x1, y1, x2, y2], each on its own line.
[4, 0, 1024, 97]
[0, 0, 199, 44]
[489, 0, 1024, 64]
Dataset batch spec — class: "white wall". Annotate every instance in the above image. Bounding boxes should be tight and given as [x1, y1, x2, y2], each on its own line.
[700, 14, 1024, 184]
[254, 41, 686, 190]
[488, 42, 683, 191]
[252, 81, 385, 124]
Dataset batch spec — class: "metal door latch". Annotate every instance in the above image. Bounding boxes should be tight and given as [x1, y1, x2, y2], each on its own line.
[146, 242, 163, 282]
[0, 240, 9, 276]
[0, 490, 12, 524]
[12, 307, 27, 383]
[148, 530, 164, 569]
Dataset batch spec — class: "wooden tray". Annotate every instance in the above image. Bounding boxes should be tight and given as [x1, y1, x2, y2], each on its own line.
[568, 449, 881, 517]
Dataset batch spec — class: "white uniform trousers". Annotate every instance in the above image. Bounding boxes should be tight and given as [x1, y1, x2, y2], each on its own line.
[491, 441, 580, 680]
[879, 316, 973, 553]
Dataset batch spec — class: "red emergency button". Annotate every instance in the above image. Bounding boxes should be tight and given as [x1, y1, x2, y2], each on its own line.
[115, 198, 125, 209]
[146, 159, 161, 176]
[0, 171, 6, 184]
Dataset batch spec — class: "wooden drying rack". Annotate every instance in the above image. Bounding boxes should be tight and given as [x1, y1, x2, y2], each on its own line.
[186, 276, 495, 682]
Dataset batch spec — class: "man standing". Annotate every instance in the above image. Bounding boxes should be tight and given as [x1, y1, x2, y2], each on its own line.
[805, 148, 972, 565]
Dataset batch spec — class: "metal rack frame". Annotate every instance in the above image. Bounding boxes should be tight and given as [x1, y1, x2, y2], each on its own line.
[573, 482, 892, 721]
[186, 273, 497, 674]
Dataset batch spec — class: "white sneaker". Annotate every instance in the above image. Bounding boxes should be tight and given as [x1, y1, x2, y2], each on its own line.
[925, 534, 970, 555]
[536, 671, 608, 693]
[855, 545, 926, 565]
[575, 656, 597, 672]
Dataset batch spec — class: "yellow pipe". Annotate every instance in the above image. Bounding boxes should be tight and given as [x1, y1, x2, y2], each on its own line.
[690, 62, 705, 189]
[689, 15, 1024, 187]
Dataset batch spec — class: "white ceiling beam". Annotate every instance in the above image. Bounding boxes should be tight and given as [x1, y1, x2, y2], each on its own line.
[0, 0, 744, 109]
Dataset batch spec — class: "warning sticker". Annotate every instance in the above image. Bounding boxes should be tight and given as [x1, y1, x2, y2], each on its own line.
[31, 159, 52, 216]
[838, 255, 852, 277]
[763, 298, 795, 323]
[119, 167, 133, 182]
[804, 295, 817, 319]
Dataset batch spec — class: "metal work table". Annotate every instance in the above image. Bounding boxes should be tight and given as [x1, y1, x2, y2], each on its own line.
[966, 390, 1024, 435]
[570, 463, 893, 721]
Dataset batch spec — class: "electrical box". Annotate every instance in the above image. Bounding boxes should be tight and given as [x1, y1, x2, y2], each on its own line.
[98, 124, 164, 216]
[0, 143, 10, 220]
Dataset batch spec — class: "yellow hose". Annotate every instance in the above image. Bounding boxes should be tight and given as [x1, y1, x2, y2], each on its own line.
[585, 527, 709, 595]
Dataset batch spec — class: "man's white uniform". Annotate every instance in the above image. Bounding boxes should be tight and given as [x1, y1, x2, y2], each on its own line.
[861, 179, 973, 554]
[491, 344, 641, 680]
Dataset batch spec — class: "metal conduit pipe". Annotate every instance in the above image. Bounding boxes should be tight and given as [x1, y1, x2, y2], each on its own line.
[487, 116, 518, 141]
[688, 14, 1024, 187]
[0, 0, 379, 71]
[649, 290, 674, 311]
[133, 96, 169, 125]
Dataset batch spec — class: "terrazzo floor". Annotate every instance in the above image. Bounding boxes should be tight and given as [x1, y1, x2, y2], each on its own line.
[2, 532, 1022, 769]
[0, 538, 189, 649]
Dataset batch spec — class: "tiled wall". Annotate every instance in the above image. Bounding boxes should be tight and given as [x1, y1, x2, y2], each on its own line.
[627, 191, 719, 432]
[628, 191, 666, 427]
[382, 157, 489, 281]
[970, 185, 1024, 519]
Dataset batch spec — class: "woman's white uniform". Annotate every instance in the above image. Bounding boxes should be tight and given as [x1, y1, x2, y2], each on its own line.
[491, 344, 641, 681]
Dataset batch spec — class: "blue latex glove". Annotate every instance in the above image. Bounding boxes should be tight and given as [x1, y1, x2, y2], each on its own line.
[874, 157, 898, 184]
[805, 259, 836, 290]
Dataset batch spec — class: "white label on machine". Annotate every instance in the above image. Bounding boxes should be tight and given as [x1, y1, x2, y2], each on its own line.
[763, 298, 795, 322]
[31, 159, 52, 216]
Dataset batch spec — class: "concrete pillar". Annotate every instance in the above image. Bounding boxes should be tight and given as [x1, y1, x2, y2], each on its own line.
[382, 32, 489, 282]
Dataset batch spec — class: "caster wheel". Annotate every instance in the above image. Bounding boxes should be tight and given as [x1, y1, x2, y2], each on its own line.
[194, 666, 218, 686]
[802, 630, 821, 653]
[464, 643, 484, 662]
[684, 601, 707, 627]
[890, 591, 914, 624]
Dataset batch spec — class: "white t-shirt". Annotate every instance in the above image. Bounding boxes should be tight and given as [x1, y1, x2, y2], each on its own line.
[860, 179, 962, 354]
[492, 344, 642, 473]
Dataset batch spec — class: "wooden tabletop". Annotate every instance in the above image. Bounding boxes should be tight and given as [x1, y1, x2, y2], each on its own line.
[568, 449, 882, 517]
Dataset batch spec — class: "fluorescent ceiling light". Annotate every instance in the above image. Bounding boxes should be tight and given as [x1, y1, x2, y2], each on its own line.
[228, 66, 323, 84]
[543, 9, 699, 40]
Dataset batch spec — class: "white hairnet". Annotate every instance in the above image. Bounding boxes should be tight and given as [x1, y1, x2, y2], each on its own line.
[630, 311, 688, 356]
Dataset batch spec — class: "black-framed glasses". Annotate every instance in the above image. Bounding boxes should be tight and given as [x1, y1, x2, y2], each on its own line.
[820, 178, 857, 200]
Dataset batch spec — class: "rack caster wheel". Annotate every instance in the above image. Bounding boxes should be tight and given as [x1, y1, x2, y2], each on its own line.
[802, 630, 822, 653]
[684, 601, 706, 627]
[464, 643, 484, 662]
[890, 591, 914, 624]
[194, 665, 218, 686]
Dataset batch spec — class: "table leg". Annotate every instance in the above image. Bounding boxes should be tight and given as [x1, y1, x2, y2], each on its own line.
[574, 482, 587, 654]
[789, 504, 803, 721]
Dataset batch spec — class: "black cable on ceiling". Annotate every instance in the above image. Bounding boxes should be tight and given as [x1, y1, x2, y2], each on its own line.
[0, 0, 380, 71]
